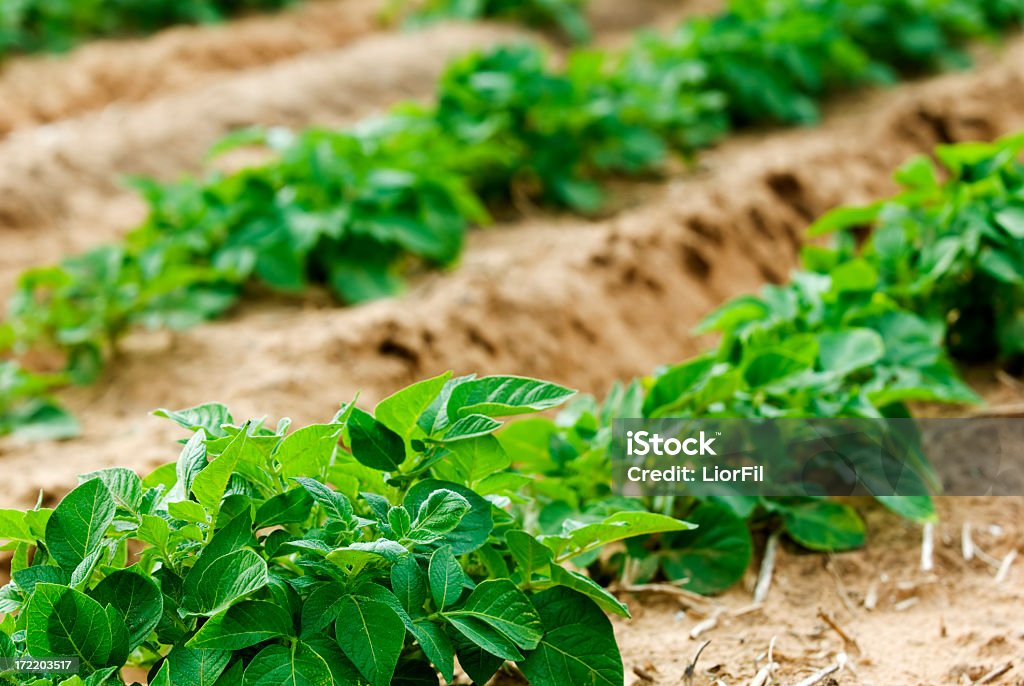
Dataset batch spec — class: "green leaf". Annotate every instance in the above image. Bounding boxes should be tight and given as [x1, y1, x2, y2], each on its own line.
[442, 414, 503, 441]
[301, 584, 348, 636]
[191, 427, 251, 514]
[255, 488, 313, 528]
[519, 588, 623, 686]
[742, 338, 818, 388]
[334, 595, 405, 685]
[293, 478, 353, 523]
[155, 403, 233, 437]
[409, 489, 471, 542]
[428, 546, 464, 610]
[409, 618, 456, 682]
[442, 435, 511, 486]
[26, 583, 114, 673]
[90, 569, 163, 652]
[446, 376, 576, 419]
[658, 502, 753, 595]
[994, 206, 1024, 239]
[0, 509, 33, 543]
[778, 499, 866, 551]
[165, 645, 231, 686]
[547, 566, 629, 617]
[446, 615, 522, 661]
[403, 480, 493, 554]
[444, 579, 542, 650]
[79, 468, 142, 513]
[391, 555, 428, 617]
[376, 372, 452, 438]
[452, 632, 504, 684]
[304, 635, 363, 686]
[541, 512, 695, 562]
[188, 601, 293, 650]
[13, 565, 69, 595]
[276, 424, 343, 479]
[506, 530, 553, 577]
[875, 495, 936, 523]
[181, 510, 268, 616]
[347, 407, 404, 471]
[817, 329, 885, 376]
[45, 479, 116, 572]
[149, 662, 172, 686]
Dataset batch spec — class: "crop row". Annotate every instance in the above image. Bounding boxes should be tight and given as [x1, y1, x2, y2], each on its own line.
[0, 133, 1020, 686]
[0, 0, 295, 60]
[507, 132, 1024, 593]
[3, 0, 1023, 439]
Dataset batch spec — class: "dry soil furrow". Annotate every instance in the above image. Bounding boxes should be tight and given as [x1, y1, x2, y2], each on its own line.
[2, 39, 1024, 507]
[0, 0, 387, 138]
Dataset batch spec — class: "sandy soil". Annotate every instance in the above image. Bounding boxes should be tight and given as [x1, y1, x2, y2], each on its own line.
[598, 496, 1024, 686]
[0, 0, 387, 138]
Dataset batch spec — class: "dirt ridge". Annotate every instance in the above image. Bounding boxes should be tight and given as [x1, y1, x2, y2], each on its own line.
[0, 0, 386, 138]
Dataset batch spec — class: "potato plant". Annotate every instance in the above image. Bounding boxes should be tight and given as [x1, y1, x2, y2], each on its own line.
[809, 133, 1024, 362]
[0, 375, 690, 685]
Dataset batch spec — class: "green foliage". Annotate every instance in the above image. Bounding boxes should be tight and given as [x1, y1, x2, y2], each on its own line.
[0, 375, 692, 685]
[0, 0, 293, 60]
[4, 0, 1022, 438]
[809, 132, 1024, 362]
[503, 135, 1024, 595]
[401, 0, 591, 42]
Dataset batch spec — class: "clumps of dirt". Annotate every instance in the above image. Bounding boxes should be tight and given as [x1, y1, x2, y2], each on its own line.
[0, 0, 386, 137]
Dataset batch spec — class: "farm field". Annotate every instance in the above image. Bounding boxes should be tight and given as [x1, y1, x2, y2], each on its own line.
[0, 1, 1022, 685]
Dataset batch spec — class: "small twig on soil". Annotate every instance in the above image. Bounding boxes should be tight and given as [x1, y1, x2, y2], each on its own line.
[825, 555, 856, 613]
[786, 654, 845, 686]
[616, 582, 717, 613]
[994, 550, 1017, 584]
[863, 580, 878, 611]
[969, 403, 1024, 418]
[749, 637, 778, 686]
[683, 640, 712, 686]
[632, 665, 656, 682]
[921, 522, 935, 573]
[893, 597, 919, 611]
[973, 544, 1004, 570]
[754, 531, 781, 604]
[962, 522, 975, 562]
[977, 661, 1013, 684]
[816, 608, 861, 654]
[690, 613, 720, 640]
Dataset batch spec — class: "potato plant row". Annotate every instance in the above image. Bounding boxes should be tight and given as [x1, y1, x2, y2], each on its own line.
[0, 0, 293, 60]
[505, 134, 1024, 593]
[1, 0, 1022, 437]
